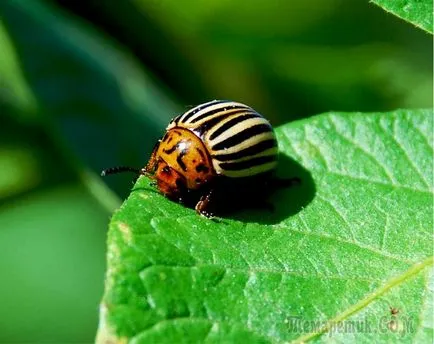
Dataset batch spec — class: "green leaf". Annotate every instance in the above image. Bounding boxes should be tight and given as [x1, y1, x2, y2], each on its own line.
[371, 0, 433, 34]
[97, 109, 433, 343]
[0, 0, 180, 197]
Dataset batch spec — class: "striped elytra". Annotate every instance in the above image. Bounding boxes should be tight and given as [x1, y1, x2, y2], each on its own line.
[166, 100, 278, 178]
[101, 100, 295, 218]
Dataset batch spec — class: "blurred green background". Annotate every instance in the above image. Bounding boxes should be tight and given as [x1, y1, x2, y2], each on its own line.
[0, 0, 432, 342]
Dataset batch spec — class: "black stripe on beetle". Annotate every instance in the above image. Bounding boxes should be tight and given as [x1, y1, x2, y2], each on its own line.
[194, 109, 251, 136]
[211, 123, 272, 151]
[194, 113, 234, 136]
[189, 104, 249, 124]
[219, 155, 276, 171]
[173, 115, 182, 125]
[212, 139, 277, 162]
[181, 100, 228, 123]
[209, 112, 259, 140]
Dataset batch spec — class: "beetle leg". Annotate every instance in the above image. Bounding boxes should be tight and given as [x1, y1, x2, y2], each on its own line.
[195, 189, 215, 218]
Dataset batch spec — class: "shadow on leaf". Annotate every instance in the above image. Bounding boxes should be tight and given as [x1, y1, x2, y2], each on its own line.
[225, 154, 316, 225]
[131, 154, 316, 225]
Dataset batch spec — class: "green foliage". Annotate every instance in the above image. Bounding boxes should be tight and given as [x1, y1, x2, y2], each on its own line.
[0, 0, 432, 342]
[98, 109, 433, 343]
[0, 0, 179, 197]
[52, 0, 433, 122]
[0, 184, 108, 342]
[371, 0, 433, 34]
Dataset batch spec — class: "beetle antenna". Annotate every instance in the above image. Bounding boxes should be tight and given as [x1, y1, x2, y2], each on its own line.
[101, 166, 147, 177]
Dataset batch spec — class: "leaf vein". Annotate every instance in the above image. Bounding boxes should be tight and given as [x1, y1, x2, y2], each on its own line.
[291, 256, 434, 343]
[328, 115, 396, 185]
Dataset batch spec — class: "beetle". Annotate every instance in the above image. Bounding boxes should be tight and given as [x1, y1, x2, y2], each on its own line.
[102, 100, 299, 217]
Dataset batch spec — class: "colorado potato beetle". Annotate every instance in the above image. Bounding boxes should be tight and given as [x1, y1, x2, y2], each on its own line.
[102, 100, 299, 217]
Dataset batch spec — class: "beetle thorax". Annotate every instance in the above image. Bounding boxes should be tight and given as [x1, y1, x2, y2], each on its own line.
[150, 128, 215, 193]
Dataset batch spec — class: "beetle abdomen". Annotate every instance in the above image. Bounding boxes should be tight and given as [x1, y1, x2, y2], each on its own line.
[168, 100, 278, 178]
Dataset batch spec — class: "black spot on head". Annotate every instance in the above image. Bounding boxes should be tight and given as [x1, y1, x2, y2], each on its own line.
[196, 147, 206, 160]
[164, 142, 180, 154]
[177, 149, 188, 171]
[176, 178, 183, 187]
[196, 163, 210, 173]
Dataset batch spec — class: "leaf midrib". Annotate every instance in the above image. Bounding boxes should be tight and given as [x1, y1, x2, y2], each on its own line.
[292, 255, 434, 343]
